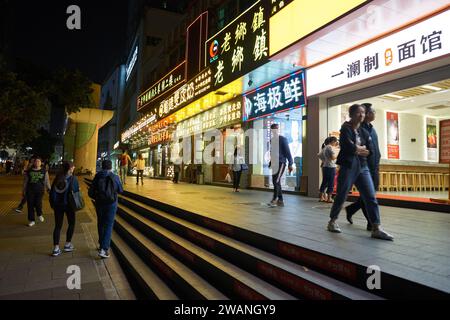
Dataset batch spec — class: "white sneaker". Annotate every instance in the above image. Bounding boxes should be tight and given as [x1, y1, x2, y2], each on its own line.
[38, 215, 45, 223]
[64, 243, 75, 252]
[98, 249, 110, 259]
[28, 221, 35, 227]
[372, 228, 394, 241]
[327, 221, 342, 233]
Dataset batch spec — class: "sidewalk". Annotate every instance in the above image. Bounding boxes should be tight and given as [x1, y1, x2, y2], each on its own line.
[120, 176, 450, 294]
[0, 176, 134, 300]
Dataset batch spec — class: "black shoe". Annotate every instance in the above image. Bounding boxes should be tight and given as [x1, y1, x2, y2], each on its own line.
[366, 223, 372, 231]
[345, 207, 354, 224]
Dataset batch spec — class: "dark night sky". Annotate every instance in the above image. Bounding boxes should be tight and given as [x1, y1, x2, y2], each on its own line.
[9, 0, 129, 83]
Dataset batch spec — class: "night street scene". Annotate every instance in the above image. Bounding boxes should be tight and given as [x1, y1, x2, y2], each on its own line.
[0, 0, 449, 313]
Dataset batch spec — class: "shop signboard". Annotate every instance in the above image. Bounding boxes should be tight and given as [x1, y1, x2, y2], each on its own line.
[243, 69, 306, 121]
[270, 0, 294, 17]
[176, 97, 242, 138]
[439, 119, 450, 164]
[156, 68, 212, 120]
[206, 0, 269, 89]
[121, 113, 157, 143]
[137, 61, 186, 111]
[307, 10, 450, 96]
[386, 112, 399, 159]
[426, 118, 438, 162]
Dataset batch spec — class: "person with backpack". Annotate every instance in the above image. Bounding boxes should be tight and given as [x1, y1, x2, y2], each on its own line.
[133, 154, 145, 185]
[49, 161, 79, 256]
[88, 160, 123, 258]
[23, 157, 51, 227]
[318, 137, 339, 203]
[119, 150, 132, 185]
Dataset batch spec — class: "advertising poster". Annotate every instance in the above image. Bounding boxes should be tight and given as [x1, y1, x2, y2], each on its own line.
[426, 118, 438, 161]
[386, 112, 399, 159]
[439, 119, 450, 164]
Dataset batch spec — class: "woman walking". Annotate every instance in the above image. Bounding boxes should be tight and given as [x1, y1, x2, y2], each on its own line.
[23, 157, 51, 227]
[134, 154, 145, 185]
[327, 104, 394, 241]
[49, 161, 79, 256]
[318, 137, 338, 203]
[230, 146, 244, 192]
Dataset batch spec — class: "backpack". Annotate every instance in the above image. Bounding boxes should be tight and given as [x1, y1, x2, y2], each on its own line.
[89, 173, 116, 204]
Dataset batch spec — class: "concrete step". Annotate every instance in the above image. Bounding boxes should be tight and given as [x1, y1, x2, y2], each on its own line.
[119, 195, 382, 300]
[114, 215, 227, 300]
[111, 231, 179, 300]
[117, 205, 296, 300]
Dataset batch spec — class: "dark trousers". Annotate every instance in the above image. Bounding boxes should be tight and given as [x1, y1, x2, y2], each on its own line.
[346, 168, 379, 225]
[233, 170, 242, 189]
[27, 190, 44, 221]
[272, 163, 286, 201]
[96, 203, 118, 251]
[17, 195, 27, 209]
[319, 167, 336, 194]
[53, 206, 76, 245]
[173, 172, 180, 183]
[136, 170, 144, 184]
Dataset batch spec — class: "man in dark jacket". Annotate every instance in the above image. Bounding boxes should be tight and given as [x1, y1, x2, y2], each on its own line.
[345, 103, 381, 231]
[89, 160, 123, 258]
[268, 123, 293, 207]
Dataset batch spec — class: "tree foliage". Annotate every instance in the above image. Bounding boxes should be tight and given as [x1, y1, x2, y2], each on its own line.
[26, 127, 58, 160]
[45, 68, 95, 114]
[0, 72, 50, 148]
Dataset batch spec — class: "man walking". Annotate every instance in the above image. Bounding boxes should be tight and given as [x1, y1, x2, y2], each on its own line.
[268, 123, 293, 207]
[345, 103, 381, 231]
[119, 150, 132, 185]
[88, 160, 123, 258]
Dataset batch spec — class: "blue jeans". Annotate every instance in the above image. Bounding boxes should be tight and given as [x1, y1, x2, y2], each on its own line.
[120, 166, 127, 183]
[330, 161, 380, 225]
[319, 167, 336, 194]
[96, 202, 118, 251]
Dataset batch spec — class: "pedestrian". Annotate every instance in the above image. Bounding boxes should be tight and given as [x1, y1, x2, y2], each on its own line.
[88, 160, 123, 259]
[318, 136, 339, 203]
[49, 161, 79, 256]
[15, 157, 35, 213]
[173, 163, 180, 184]
[134, 154, 145, 185]
[23, 157, 51, 227]
[345, 103, 381, 231]
[230, 146, 244, 192]
[327, 104, 393, 241]
[268, 123, 293, 207]
[119, 150, 132, 185]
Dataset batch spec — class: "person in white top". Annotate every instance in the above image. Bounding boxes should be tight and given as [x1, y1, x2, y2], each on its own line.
[133, 154, 146, 185]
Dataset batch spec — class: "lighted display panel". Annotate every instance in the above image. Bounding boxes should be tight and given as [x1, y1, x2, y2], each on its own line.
[206, 0, 270, 89]
[243, 69, 306, 121]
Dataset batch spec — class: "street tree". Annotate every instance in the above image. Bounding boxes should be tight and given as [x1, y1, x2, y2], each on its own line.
[0, 71, 50, 148]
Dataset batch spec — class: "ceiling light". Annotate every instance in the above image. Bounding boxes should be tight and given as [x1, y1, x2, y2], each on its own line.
[421, 85, 442, 91]
[385, 94, 404, 99]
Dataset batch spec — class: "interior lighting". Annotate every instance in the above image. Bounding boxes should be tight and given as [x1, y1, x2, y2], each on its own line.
[385, 94, 404, 99]
[421, 85, 442, 91]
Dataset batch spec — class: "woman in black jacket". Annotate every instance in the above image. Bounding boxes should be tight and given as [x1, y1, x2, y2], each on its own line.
[327, 104, 393, 241]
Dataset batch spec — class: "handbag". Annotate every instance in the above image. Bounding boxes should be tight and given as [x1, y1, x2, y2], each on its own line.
[241, 164, 249, 171]
[225, 173, 232, 183]
[68, 176, 85, 212]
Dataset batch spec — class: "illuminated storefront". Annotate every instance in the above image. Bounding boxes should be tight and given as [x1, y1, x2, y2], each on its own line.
[306, 8, 450, 200]
[243, 69, 307, 192]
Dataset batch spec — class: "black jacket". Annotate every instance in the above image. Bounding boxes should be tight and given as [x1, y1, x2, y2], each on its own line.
[362, 122, 381, 172]
[336, 122, 373, 169]
[270, 135, 293, 167]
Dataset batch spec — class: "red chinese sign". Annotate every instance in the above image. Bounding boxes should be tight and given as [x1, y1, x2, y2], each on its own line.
[439, 119, 450, 164]
[386, 112, 399, 159]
